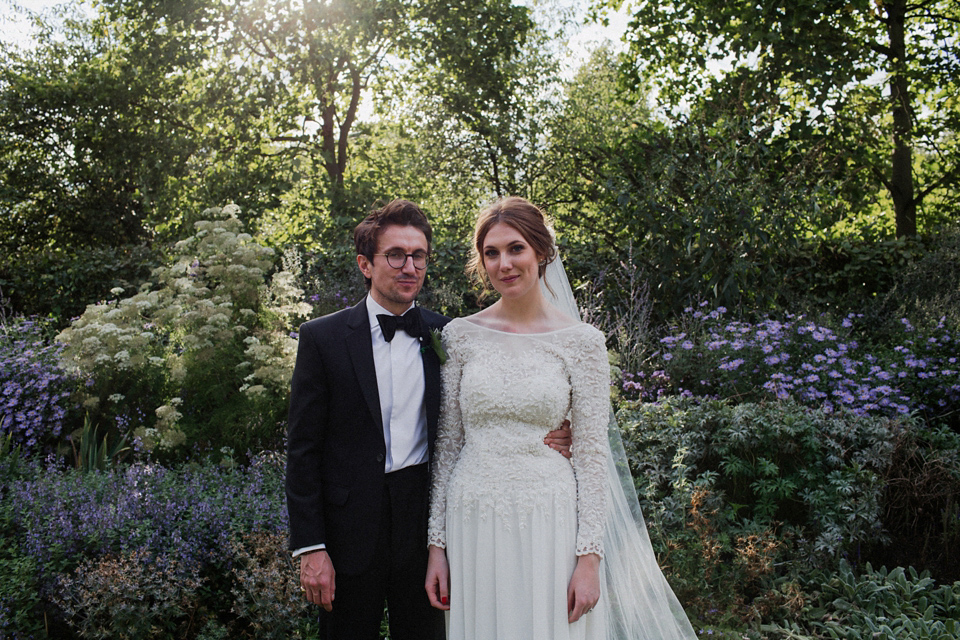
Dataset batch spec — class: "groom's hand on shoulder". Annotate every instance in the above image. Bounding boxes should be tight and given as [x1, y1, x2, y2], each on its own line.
[544, 420, 572, 459]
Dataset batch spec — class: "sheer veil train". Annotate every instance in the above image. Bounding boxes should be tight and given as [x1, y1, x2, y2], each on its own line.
[542, 253, 697, 640]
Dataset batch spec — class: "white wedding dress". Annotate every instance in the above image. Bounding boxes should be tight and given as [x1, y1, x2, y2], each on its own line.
[428, 318, 610, 640]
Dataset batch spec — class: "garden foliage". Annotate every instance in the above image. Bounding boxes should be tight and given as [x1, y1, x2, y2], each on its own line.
[760, 562, 960, 639]
[617, 396, 960, 629]
[0, 451, 314, 638]
[56, 205, 311, 457]
[0, 244, 160, 326]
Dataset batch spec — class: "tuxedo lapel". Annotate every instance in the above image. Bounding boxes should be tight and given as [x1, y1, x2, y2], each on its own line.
[422, 341, 441, 432]
[420, 314, 445, 462]
[344, 299, 383, 433]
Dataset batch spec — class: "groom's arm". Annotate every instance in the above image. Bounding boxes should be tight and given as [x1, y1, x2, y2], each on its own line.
[286, 321, 330, 552]
[287, 321, 340, 608]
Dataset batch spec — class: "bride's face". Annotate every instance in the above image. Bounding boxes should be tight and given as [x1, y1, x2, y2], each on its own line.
[481, 222, 543, 300]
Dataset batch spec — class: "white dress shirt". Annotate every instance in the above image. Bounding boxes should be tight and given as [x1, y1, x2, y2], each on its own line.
[366, 295, 429, 473]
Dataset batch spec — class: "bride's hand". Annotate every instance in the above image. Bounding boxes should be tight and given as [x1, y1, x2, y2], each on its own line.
[567, 553, 601, 623]
[425, 545, 451, 610]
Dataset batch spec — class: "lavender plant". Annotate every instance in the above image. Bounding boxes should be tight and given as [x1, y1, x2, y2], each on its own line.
[626, 303, 960, 426]
[10, 452, 285, 574]
[4, 452, 287, 635]
[0, 316, 77, 454]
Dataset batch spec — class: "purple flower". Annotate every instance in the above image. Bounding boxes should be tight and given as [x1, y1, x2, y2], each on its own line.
[720, 358, 744, 371]
[1, 318, 76, 452]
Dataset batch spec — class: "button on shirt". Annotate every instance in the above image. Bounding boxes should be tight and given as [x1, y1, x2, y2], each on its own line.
[366, 295, 429, 474]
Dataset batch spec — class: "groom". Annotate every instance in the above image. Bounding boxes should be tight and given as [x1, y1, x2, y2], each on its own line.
[286, 199, 570, 639]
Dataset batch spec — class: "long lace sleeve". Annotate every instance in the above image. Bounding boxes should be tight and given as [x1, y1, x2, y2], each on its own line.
[427, 322, 466, 549]
[567, 326, 611, 557]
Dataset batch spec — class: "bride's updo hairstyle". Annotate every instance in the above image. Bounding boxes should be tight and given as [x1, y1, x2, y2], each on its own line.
[467, 196, 557, 297]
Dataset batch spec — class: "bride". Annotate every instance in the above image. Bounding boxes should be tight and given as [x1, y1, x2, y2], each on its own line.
[424, 196, 697, 640]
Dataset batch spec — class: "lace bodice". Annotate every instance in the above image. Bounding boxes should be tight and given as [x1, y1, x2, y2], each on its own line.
[427, 318, 610, 557]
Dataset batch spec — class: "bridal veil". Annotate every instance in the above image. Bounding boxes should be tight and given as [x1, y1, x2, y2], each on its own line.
[542, 252, 697, 640]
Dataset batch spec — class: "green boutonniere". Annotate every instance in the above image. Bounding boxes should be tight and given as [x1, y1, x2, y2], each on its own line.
[421, 328, 448, 365]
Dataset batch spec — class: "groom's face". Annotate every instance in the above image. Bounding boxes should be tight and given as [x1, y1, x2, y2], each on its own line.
[357, 223, 429, 316]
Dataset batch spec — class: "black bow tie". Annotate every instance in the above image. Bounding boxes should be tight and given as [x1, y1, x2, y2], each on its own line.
[377, 308, 423, 342]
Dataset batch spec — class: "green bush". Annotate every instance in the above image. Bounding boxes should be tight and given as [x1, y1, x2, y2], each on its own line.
[54, 549, 203, 640]
[0, 244, 161, 327]
[619, 395, 960, 631]
[776, 235, 926, 315]
[621, 397, 898, 554]
[0, 438, 44, 639]
[617, 397, 908, 625]
[873, 226, 960, 335]
[0, 535, 42, 639]
[56, 205, 310, 458]
[760, 561, 960, 639]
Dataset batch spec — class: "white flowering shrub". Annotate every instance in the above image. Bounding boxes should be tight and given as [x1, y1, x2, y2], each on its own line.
[57, 205, 311, 456]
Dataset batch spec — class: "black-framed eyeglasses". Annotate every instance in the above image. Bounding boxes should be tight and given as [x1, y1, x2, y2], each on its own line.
[375, 250, 429, 270]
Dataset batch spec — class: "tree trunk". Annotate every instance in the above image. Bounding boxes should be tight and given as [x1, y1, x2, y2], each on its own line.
[886, 0, 916, 237]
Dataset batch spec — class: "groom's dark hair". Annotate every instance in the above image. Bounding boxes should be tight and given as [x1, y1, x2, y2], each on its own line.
[354, 199, 433, 289]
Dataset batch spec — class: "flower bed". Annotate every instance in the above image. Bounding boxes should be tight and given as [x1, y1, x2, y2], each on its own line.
[623, 304, 960, 427]
[0, 451, 315, 639]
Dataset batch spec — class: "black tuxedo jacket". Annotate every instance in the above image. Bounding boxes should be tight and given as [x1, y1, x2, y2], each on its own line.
[286, 298, 451, 575]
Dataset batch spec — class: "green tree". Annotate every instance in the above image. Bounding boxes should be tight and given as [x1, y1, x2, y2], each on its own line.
[369, 19, 561, 204]
[0, 1, 293, 250]
[163, 0, 537, 216]
[0, 2, 296, 319]
[412, 0, 541, 197]
[543, 45, 653, 248]
[611, 0, 960, 237]
[218, 0, 408, 198]
[0, 8, 172, 250]
[543, 47, 848, 319]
